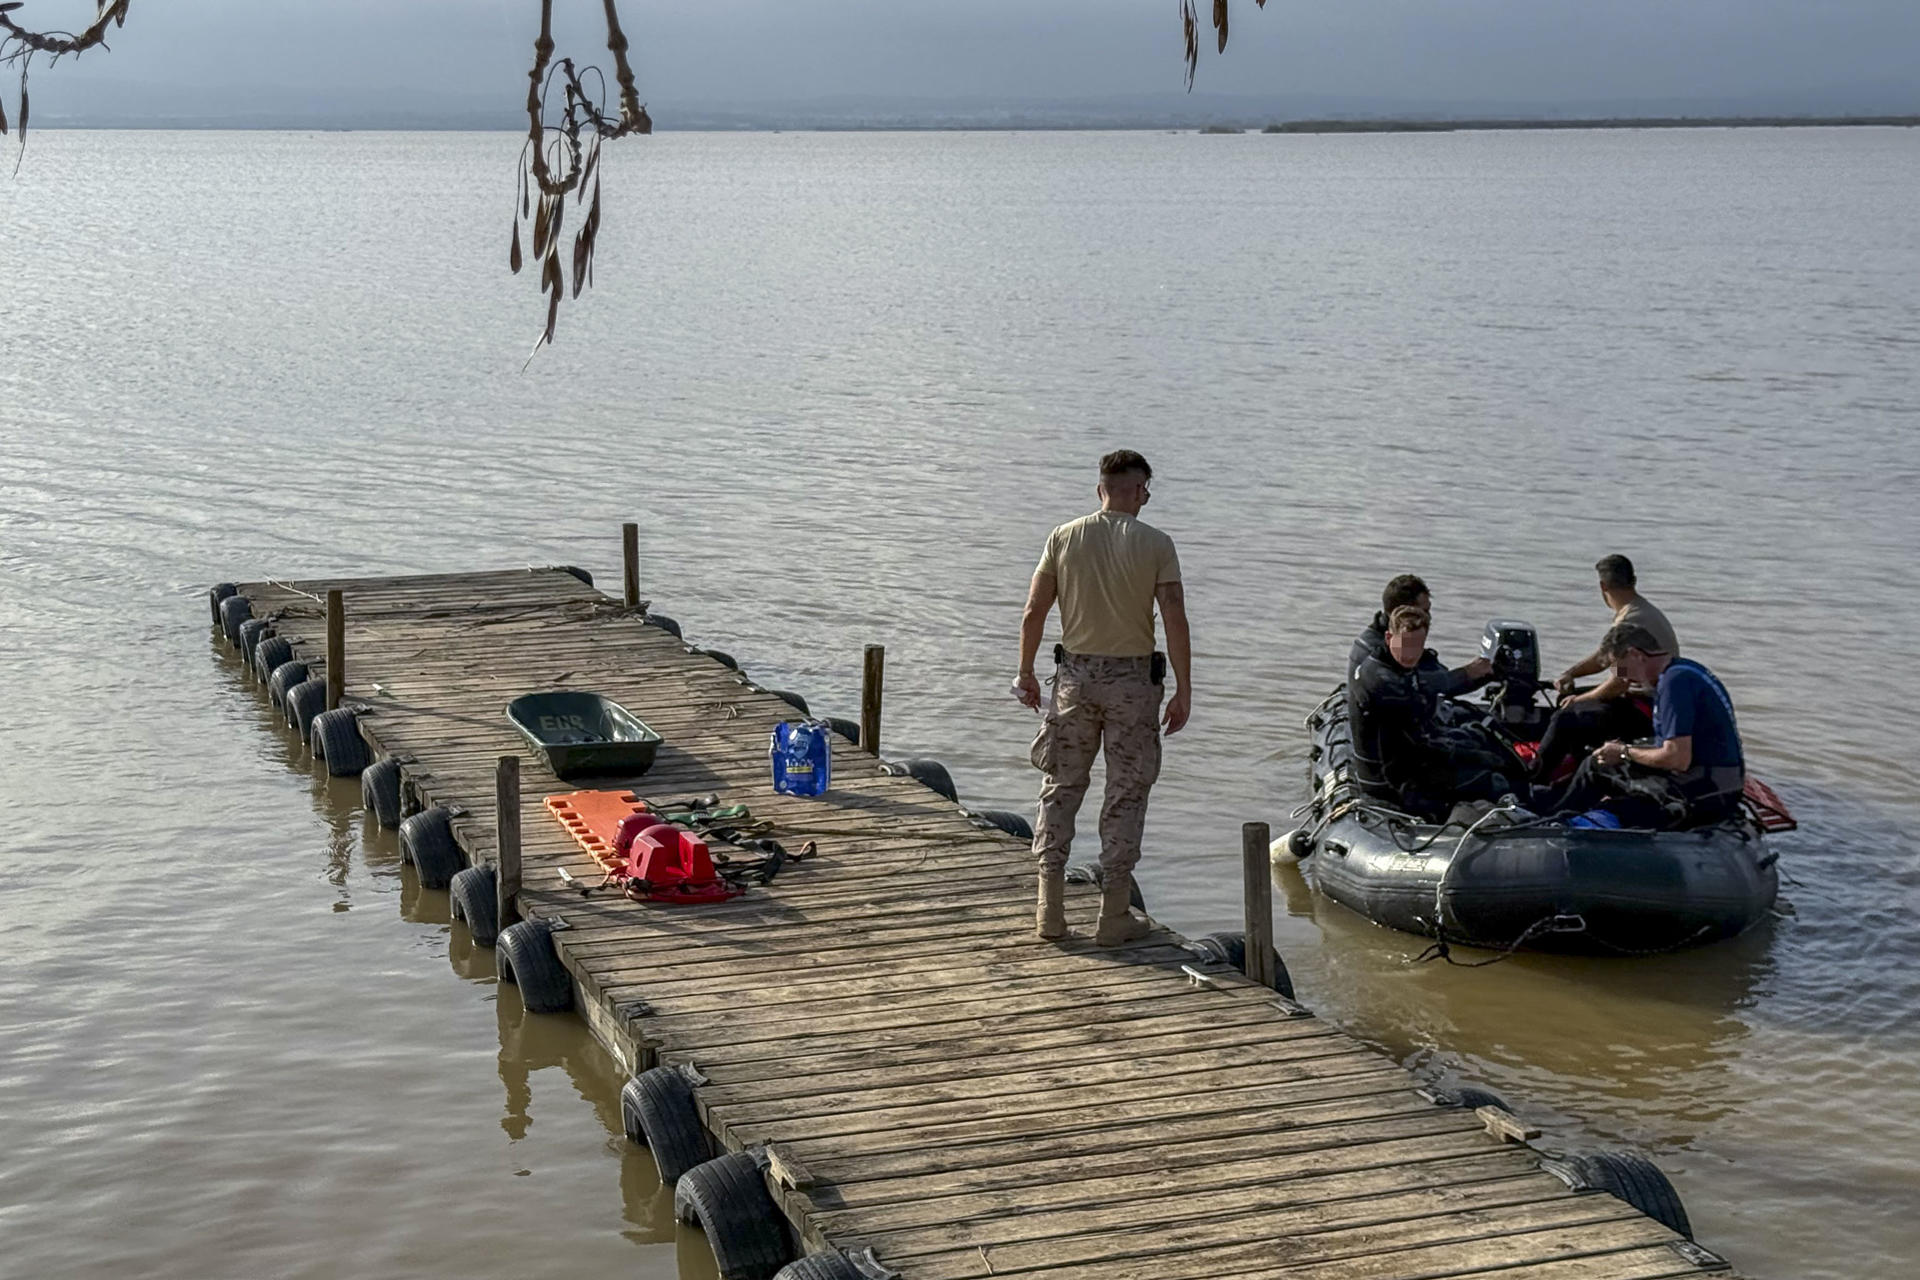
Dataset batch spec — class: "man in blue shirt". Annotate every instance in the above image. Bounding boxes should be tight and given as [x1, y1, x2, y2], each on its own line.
[1532, 622, 1746, 828]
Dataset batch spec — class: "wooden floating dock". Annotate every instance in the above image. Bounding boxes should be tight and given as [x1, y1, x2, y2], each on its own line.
[220, 565, 1744, 1280]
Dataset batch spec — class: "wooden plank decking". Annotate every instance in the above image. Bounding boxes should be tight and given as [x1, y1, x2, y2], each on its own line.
[225, 567, 1741, 1280]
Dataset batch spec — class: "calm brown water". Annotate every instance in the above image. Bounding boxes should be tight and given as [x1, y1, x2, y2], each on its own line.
[3, 128, 1917, 1279]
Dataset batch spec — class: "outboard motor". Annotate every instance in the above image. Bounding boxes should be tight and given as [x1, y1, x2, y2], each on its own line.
[1480, 619, 1543, 725]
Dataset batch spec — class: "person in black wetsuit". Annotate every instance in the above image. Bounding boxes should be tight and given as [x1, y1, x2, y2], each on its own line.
[1533, 622, 1746, 829]
[1347, 606, 1521, 819]
[1349, 573, 1492, 697]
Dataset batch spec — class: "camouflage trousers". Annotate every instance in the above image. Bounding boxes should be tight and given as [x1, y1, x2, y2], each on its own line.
[1030, 654, 1164, 876]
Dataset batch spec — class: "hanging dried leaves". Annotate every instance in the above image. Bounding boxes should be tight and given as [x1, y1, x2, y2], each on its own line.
[1, 1, 132, 166]
[513, 0, 651, 366]
[1181, 0, 1267, 90]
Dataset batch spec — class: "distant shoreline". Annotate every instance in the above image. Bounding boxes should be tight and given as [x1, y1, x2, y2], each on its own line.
[1255, 115, 1920, 134]
[34, 114, 1920, 134]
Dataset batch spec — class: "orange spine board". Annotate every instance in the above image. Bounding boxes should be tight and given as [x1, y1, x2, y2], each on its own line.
[544, 789, 650, 870]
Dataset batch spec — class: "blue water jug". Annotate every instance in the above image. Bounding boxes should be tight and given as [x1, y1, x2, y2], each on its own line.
[770, 720, 832, 797]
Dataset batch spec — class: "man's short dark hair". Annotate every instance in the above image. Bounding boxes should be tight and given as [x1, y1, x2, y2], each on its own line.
[1595, 554, 1637, 592]
[1601, 622, 1666, 661]
[1099, 450, 1152, 481]
[1382, 574, 1429, 614]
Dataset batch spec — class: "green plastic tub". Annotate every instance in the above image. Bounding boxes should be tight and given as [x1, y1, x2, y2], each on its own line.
[505, 691, 662, 778]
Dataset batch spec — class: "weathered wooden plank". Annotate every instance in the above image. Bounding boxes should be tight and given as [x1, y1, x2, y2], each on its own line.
[804, 1128, 1511, 1232]
[795, 1083, 1440, 1183]
[878, 1204, 1656, 1280]
[717, 1049, 1402, 1151]
[865, 1170, 1595, 1277]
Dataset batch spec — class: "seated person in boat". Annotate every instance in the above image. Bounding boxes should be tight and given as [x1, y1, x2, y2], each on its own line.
[1349, 573, 1492, 697]
[1347, 606, 1520, 819]
[1531, 555, 1681, 780]
[1533, 622, 1745, 828]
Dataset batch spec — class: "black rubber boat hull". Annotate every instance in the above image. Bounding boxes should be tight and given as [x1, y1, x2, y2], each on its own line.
[1302, 696, 1778, 954]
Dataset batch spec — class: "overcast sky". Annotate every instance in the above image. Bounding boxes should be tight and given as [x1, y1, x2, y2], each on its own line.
[20, 0, 1920, 123]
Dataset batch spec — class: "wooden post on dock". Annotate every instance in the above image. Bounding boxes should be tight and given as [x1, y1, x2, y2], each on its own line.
[860, 644, 885, 756]
[621, 522, 640, 610]
[1242, 821, 1277, 989]
[325, 589, 345, 712]
[496, 755, 523, 930]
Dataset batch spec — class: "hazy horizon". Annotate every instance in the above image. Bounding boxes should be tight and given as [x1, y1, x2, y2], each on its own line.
[12, 0, 1919, 128]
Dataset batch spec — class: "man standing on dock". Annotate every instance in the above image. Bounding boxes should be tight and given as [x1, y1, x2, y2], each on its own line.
[1016, 450, 1191, 946]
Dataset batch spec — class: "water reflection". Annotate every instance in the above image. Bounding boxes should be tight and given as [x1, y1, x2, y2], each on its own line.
[230, 634, 704, 1277]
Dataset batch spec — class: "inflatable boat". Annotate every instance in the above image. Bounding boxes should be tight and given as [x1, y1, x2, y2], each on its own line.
[1287, 624, 1785, 955]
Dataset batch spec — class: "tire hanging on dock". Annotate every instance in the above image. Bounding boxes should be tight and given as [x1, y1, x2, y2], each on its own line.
[253, 636, 294, 683]
[971, 809, 1033, 840]
[310, 708, 369, 778]
[285, 678, 328, 739]
[266, 660, 309, 710]
[696, 647, 739, 671]
[825, 717, 860, 744]
[645, 612, 682, 639]
[219, 594, 252, 645]
[360, 757, 403, 829]
[399, 807, 464, 891]
[768, 690, 809, 716]
[237, 618, 272, 669]
[496, 919, 573, 1014]
[673, 1151, 794, 1280]
[773, 1255, 864, 1280]
[449, 864, 499, 946]
[1539, 1150, 1692, 1240]
[1446, 1086, 1513, 1114]
[886, 758, 957, 802]
[621, 1067, 710, 1186]
[1189, 930, 1295, 1000]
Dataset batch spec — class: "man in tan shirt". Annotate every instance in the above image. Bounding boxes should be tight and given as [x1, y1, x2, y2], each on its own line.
[1531, 554, 1682, 779]
[1016, 450, 1191, 945]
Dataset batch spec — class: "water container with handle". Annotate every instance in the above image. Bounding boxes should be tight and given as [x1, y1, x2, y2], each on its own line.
[770, 720, 832, 797]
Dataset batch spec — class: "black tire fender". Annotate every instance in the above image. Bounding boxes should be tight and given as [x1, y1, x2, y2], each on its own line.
[971, 809, 1033, 840]
[449, 864, 499, 946]
[310, 708, 369, 778]
[267, 660, 309, 709]
[697, 647, 740, 671]
[768, 690, 810, 716]
[360, 757, 403, 829]
[237, 618, 272, 667]
[1449, 1086, 1513, 1113]
[825, 717, 860, 744]
[887, 758, 957, 803]
[286, 678, 328, 739]
[646, 612, 683, 638]
[399, 807, 464, 890]
[555, 565, 593, 586]
[208, 582, 237, 623]
[219, 594, 252, 645]
[672, 1151, 793, 1280]
[774, 1255, 864, 1280]
[253, 636, 294, 683]
[621, 1067, 710, 1185]
[1539, 1149, 1692, 1239]
[496, 919, 574, 1014]
[1189, 930, 1296, 1000]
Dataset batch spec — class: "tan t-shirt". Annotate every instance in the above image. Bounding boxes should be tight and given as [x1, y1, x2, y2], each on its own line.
[1615, 595, 1680, 659]
[1036, 511, 1181, 657]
